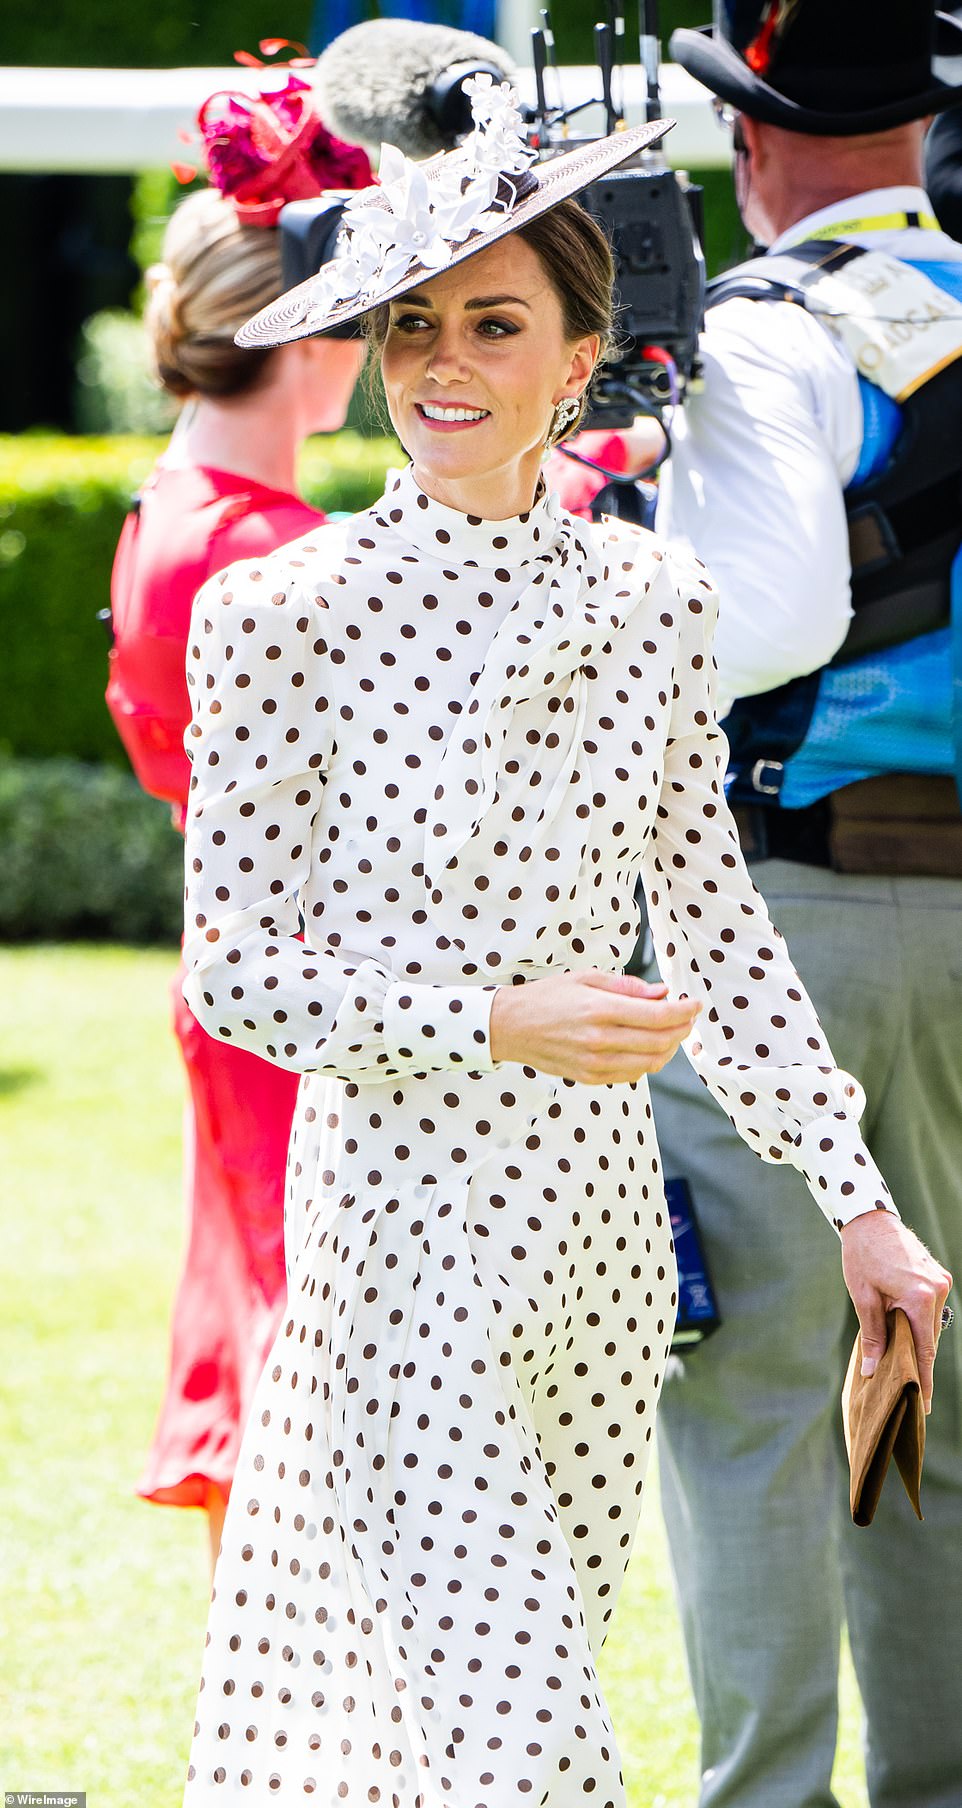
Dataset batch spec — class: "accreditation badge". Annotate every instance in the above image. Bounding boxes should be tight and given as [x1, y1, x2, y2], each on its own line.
[765, 245, 962, 400]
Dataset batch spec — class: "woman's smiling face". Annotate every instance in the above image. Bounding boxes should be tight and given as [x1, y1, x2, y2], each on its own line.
[378, 233, 598, 521]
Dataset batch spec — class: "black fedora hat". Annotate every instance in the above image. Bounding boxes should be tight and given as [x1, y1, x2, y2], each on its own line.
[672, 0, 962, 136]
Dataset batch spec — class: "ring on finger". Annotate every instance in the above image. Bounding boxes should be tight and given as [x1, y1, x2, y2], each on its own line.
[941, 1304, 954, 1330]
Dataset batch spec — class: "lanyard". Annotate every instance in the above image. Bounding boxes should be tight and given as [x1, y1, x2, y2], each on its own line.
[784, 209, 941, 246]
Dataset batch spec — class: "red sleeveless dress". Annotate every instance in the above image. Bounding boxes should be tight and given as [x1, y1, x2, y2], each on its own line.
[108, 464, 323, 1507]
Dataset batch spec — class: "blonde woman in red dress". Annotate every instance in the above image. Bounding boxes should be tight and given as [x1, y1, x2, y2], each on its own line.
[107, 57, 372, 1569]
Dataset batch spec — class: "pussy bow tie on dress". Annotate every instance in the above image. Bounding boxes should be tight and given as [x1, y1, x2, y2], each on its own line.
[388, 474, 670, 978]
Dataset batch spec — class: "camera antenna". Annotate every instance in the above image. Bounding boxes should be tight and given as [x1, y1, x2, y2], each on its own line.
[638, 0, 662, 122]
[531, 25, 551, 143]
[539, 8, 568, 135]
[595, 21, 618, 136]
[534, 3, 631, 145]
[607, 0, 626, 125]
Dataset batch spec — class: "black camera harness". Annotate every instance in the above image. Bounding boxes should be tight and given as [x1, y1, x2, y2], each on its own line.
[706, 238, 962, 813]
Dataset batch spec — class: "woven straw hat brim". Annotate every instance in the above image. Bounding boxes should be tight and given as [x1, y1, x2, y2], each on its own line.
[672, 19, 962, 137]
[236, 116, 673, 349]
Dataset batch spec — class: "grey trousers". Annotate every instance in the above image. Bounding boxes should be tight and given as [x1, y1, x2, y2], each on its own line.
[647, 859, 962, 1808]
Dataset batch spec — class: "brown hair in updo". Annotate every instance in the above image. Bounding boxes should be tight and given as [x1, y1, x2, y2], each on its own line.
[362, 195, 616, 441]
[145, 188, 282, 399]
[517, 198, 615, 441]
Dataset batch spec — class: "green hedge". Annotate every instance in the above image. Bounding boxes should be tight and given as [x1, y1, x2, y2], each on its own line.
[0, 432, 399, 766]
[0, 757, 183, 944]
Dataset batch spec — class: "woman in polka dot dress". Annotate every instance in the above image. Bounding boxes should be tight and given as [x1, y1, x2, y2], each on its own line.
[179, 87, 951, 1807]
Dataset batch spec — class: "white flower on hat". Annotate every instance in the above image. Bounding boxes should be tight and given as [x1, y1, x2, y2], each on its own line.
[301, 75, 536, 327]
[376, 145, 486, 269]
[459, 74, 533, 177]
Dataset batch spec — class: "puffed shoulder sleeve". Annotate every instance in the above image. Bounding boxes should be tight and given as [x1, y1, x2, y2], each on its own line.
[639, 550, 898, 1235]
[181, 559, 498, 1081]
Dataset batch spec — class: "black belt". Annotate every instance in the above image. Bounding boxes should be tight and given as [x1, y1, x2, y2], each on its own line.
[731, 774, 962, 877]
[731, 795, 833, 866]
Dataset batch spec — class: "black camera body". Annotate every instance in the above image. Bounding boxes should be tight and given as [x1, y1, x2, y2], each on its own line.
[280, 197, 358, 336]
[579, 163, 704, 424]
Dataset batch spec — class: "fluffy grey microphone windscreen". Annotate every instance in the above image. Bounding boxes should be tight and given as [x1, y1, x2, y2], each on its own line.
[313, 18, 516, 160]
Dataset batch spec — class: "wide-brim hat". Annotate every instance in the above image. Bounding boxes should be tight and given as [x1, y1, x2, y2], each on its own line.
[236, 86, 672, 350]
[672, 1, 962, 137]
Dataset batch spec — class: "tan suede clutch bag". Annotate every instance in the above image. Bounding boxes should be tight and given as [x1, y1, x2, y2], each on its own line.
[842, 1308, 925, 1527]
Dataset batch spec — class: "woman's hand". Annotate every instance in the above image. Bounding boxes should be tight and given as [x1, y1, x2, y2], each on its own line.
[840, 1212, 953, 1414]
[489, 969, 702, 1085]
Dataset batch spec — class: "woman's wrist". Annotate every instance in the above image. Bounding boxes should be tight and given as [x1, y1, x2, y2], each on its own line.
[489, 982, 523, 1065]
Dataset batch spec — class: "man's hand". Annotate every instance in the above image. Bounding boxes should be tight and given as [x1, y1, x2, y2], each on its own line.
[489, 969, 702, 1085]
[840, 1211, 953, 1414]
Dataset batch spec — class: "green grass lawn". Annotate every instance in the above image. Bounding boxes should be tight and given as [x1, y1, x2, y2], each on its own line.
[0, 945, 868, 1807]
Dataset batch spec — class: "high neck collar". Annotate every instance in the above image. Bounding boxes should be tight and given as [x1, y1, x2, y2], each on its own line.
[375, 463, 561, 569]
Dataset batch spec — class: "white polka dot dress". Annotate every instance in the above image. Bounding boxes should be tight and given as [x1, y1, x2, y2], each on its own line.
[180, 466, 896, 1806]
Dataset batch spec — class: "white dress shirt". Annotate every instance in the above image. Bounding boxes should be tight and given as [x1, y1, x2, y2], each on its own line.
[658, 186, 962, 714]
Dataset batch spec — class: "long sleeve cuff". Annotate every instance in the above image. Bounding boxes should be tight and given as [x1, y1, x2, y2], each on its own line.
[793, 1113, 899, 1234]
[382, 980, 500, 1074]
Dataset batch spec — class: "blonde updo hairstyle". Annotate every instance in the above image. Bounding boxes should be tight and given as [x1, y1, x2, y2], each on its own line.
[146, 188, 283, 398]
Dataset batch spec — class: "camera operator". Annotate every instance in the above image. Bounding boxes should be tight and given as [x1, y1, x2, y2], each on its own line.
[647, 5, 962, 1806]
